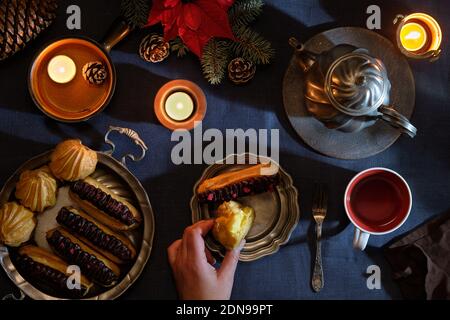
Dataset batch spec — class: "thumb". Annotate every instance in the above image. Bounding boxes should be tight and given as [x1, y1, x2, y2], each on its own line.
[218, 240, 244, 280]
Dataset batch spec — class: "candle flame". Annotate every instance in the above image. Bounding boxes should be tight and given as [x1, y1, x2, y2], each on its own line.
[405, 31, 421, 40]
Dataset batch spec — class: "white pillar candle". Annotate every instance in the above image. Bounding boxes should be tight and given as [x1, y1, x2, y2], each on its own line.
[47, 55, 77, 84]
[164, 91, 194, 121]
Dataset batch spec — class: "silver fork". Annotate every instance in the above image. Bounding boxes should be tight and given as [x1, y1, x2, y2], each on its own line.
[311, 183, 328, 292]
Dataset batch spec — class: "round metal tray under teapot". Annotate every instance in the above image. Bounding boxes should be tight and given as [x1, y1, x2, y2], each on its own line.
[283, 27, 415, 159]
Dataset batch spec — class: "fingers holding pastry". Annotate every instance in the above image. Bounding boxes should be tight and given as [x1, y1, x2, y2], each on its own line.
[218, 240, 245, 281]
[182, 220, 214, 261]
[167, 221, 239, 300]
[168, 221, 216, 269]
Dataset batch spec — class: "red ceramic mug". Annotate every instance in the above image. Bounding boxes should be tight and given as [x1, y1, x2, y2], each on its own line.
[344, 168, 412, 250]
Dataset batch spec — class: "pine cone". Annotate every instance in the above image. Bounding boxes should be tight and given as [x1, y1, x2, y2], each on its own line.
[228, 58, 256, 84]
[139, 34, 170, 63]
[82, 61, 108, 85]
[0, 0, 58, 61]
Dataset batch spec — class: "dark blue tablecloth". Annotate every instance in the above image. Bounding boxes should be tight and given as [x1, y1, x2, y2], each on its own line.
[0, 0, 449, 299]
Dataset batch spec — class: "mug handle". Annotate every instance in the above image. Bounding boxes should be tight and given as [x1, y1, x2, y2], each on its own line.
[353, 228, 370, 250]
[378, 105, 417, 138]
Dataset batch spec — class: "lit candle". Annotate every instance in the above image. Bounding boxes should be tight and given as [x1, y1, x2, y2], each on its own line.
[164, 91, 194, 121]
[400, 22, 427, 52]
[47, 55, 76, 84]
[154, 79, 207, 130]
[395, 13, 442, 60]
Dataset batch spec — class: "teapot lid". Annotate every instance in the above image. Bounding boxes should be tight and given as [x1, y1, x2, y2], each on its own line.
[325, 51, 390, 116]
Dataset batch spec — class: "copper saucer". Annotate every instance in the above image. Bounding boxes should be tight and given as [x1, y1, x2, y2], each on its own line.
[28, 37, 116, 122]
[154, 79, 207, 131]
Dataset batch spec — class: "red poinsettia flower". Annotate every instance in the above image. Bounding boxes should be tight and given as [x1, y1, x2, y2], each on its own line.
[146, 0, 236, 57]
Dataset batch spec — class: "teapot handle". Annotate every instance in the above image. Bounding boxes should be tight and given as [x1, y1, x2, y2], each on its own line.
[378, 106, 417, 138]
[289, 37, 317, 73]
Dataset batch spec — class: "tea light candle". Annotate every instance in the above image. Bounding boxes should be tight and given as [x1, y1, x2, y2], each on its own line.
[154, 79, 207, 131]
[400, 22, 427, 52]
[395, 13, 442, 61]
[165, 91, 194, 121]
[47, 55, 76, 84]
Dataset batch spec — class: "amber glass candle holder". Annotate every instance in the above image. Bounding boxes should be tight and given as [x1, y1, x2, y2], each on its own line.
[394, 13, 442, 62]
[154, 80, 207, 131]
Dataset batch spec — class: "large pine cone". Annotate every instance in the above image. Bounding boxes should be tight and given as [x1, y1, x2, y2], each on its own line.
[139, 33, 170, 63]
[228, 58, 256, 84]
[0, 0, 58, 61]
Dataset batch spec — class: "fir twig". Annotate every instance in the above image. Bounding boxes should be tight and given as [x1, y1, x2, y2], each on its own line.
[170, 37, 189, 58]
[229, 0, 264, 28]
[232, 25, 274, 65]
[201, 39, 231, 85]
[121, 0, 152, 28]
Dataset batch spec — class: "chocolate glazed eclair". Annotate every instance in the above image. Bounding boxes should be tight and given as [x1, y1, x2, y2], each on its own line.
[197, 163, 280, 203]
[17, 245, 93, 297]
[56, 207, 136, 264]
[69, 177, 141, 231]
[46, 227, 120, 287]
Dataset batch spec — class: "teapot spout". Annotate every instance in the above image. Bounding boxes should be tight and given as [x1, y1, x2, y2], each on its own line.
[289, 37, 317, 73]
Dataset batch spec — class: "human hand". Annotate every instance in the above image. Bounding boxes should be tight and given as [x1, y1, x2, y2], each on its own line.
[167, 220, 243, 300]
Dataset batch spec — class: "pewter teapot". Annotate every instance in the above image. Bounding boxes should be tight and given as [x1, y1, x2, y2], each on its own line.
[289, 38, 417, 137]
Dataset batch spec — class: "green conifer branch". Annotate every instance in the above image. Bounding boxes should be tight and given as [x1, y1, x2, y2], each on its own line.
[229, 0, 264, 27]
[201, 39, 231, 85]
[121, 0, 152, 28]
[170, 37, 189, 58]
[231, 25, 274, 65]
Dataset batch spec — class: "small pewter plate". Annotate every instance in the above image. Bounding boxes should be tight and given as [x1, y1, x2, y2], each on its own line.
[0, 127, 155, 300]
[190, 154, 300, 262]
